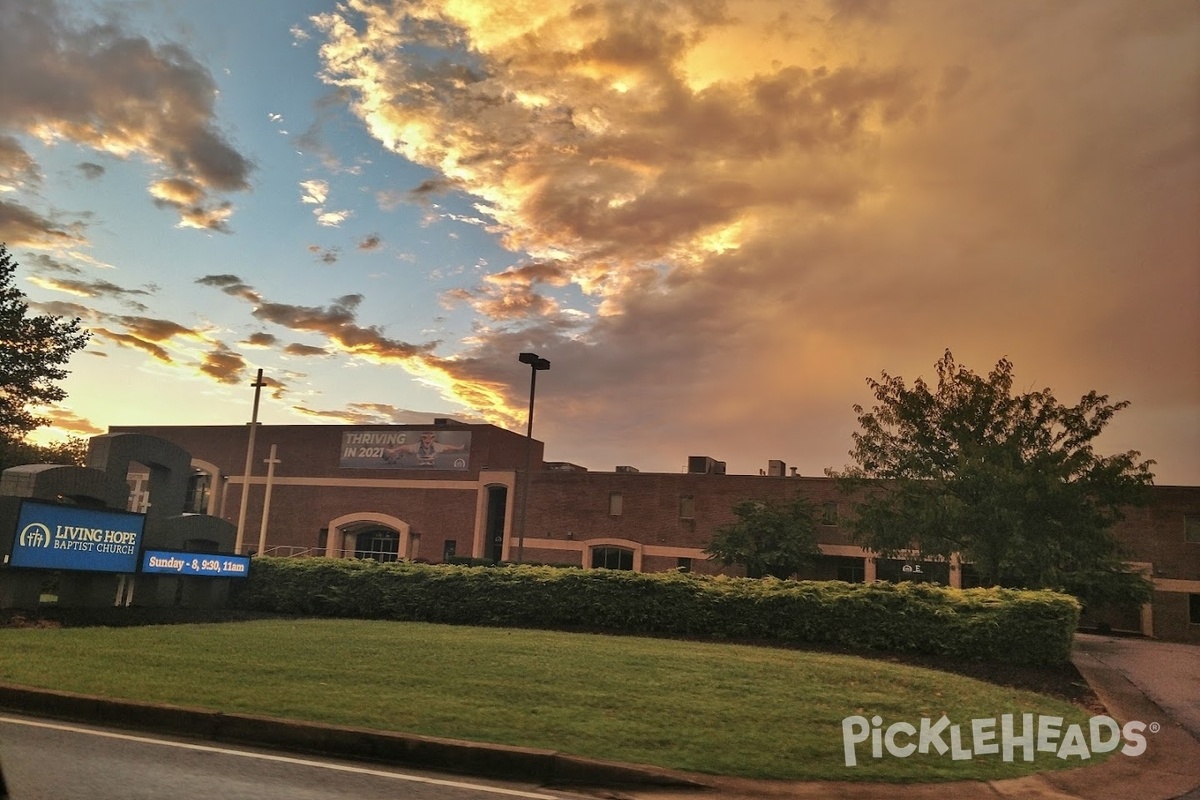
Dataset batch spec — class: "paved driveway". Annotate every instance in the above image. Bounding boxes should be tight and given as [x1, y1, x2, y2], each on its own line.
[1074, 633, 1200, 741]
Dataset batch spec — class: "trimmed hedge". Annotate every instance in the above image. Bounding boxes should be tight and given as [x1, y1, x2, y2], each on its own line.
[241, 558, 1080, 666]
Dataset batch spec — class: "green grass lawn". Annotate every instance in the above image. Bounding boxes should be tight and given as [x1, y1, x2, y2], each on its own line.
[0, 619, 1104, 782]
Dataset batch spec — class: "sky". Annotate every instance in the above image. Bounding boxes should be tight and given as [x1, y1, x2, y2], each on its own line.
[1, 0, 1197, 483]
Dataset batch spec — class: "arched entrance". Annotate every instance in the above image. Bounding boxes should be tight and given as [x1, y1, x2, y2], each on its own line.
[326, 512, 410, 560]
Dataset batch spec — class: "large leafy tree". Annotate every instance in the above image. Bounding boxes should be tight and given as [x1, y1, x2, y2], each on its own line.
[829, 351, 1154, 593]
[705, 495, 821, 579]
[0, 243, 90, 467]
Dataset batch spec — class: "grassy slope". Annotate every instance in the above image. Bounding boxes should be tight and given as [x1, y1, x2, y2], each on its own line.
[0, 619, 1104, 782]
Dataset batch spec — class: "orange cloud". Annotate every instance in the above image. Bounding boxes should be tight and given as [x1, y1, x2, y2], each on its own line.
[197, 343, 248, 385]
[302, 0, 1198, 479]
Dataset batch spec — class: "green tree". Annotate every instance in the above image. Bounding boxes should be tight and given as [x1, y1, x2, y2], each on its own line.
[828, 351, 1154, 594]
[705, 495, 821, 579]
[0, 243, 90, 467]
[0, 435, 89, 472]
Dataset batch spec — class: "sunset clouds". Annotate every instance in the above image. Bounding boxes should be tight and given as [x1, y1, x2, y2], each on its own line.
[0, 0, 251, 240]
[6, 1, 1197, 481]
[195, 274, 440, 363]
[298, 0, 1198, 475]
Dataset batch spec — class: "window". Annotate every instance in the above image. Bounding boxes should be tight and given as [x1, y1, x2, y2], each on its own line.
[835, 557, 865, 583]
[609, 492, 623, 516]
[822, 502, 838, 525]
[1191, 594, 1200, 625]
[1186, 515, 1200, 543]
[677, 557, 693, 573]
[592, 546, 634, 570]
[679, 495, 695, 519]
[184, 469, 212, 514]
[355, 529, 399, 562]
[443, 540, 456, 560]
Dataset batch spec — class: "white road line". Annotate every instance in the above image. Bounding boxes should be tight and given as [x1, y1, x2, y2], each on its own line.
[0, 715, 560, 799]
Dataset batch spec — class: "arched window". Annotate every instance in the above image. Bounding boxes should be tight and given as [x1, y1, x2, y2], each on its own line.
[591, 546, 634, 571]
[355, 529, 399, 562]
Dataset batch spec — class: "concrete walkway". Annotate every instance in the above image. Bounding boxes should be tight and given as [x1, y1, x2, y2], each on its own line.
[1073, 634, 1200, 742]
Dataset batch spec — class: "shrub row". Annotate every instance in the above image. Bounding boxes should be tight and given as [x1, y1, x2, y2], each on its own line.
[241, 558, 1080, 666]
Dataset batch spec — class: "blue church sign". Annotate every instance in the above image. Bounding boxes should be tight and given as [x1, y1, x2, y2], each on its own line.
[8, 500, 144, 573]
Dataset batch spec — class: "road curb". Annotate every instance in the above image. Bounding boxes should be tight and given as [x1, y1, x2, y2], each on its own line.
[0, 684, 708, 790]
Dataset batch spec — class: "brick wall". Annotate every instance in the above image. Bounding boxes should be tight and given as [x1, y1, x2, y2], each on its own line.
[110, 423, 542, 481]
[1150, 591, 1200, 644]
[522, 471, 860, 551]
[100, 425, 1200, 642]
[1106, 486, 1200, 581]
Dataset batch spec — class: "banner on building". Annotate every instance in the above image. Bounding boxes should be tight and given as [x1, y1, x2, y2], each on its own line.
[339, 430, 472, 470]
[6, 500, 145, 573]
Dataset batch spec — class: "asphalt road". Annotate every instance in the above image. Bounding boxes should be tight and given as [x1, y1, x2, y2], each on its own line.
[1074, 633, 1200, 740]
[0, 715, 590, 800]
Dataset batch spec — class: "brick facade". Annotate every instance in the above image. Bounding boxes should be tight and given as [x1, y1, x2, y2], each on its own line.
[108, 424, 1200, 643]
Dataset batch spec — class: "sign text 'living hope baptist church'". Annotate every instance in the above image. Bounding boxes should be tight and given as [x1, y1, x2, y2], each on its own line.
[6, 500, 145, 573]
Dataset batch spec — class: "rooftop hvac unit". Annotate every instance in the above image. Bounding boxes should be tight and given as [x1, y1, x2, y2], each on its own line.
[545, 461, 587, 472]
[688, 456, 716, 474]
[713, 461, 726, 475]
[768, 459, 786, 477]
[615, 465, 640, 473]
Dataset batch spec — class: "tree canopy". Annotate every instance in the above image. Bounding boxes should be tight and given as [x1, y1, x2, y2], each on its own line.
[0, 435, 89, 472]
[828, 351, 1154, 592]
[705, 495, 821, 579]
[0, 243, 90, 466]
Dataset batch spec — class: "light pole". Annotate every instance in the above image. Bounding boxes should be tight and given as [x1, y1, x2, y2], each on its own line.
[515, 352, 549, 564]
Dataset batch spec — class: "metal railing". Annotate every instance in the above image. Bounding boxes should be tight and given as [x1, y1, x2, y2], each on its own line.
[257, 545, 403, 562]
[260, 545, 317, 558]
